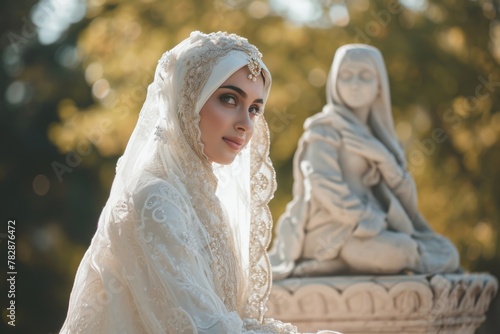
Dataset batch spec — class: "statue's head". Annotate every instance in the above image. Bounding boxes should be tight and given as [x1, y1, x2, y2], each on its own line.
[327, 44, 388, 114]
[326, 44, 406, 165]
[335, 49, 380, 112]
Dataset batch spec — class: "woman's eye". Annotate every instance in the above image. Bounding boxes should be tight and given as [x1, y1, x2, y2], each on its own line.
[220, 94, 236, 105]
[249, 105, 262, 116]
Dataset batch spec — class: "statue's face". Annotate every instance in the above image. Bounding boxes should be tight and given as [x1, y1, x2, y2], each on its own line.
[336, 55, 379, 111]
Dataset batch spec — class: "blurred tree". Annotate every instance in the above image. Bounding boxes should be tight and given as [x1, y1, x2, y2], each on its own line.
[0, 0, 100, 332]
[1, 0, 499, 333]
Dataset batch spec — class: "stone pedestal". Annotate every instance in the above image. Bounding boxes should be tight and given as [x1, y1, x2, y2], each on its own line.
[266, 273, 497, 334]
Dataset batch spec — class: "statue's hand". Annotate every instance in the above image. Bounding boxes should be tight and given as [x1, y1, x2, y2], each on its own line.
[377, 158, 405, 187]
[342, 131, 391, 163]
[343, 130, 405, 187]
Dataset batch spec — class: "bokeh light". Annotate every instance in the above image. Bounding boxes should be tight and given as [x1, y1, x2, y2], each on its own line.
[33, 174, 50, 196]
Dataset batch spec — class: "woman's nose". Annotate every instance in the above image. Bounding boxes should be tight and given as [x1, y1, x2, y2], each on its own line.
[236, 108, 253, 133]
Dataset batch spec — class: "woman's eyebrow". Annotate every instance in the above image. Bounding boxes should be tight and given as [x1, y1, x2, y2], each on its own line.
[219, 85, 264, 104]
[219, 85, 247, 98]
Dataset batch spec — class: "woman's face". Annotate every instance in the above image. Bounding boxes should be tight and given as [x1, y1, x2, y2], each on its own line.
[336, 55, 379, 111]
[199, 66, 266, 165]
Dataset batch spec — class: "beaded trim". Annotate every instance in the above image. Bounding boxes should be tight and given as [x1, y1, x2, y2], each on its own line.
[247, 56, 262, 82]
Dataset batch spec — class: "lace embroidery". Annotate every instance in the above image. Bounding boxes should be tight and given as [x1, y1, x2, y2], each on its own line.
[247, 116, 276, 320]
[137, 184, 221, 331]
[173, 31, 268, 316]
[112, 192, 132, 223]
[158, 50, 176, 71]
[154, 125, 168, 143]
[169, 308, 195, 333]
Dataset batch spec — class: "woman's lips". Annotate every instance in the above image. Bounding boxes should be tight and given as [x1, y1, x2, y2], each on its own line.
[223, 136, 244, 150]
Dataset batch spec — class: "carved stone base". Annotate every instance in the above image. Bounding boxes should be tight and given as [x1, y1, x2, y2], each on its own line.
[266, 273, 497, 334]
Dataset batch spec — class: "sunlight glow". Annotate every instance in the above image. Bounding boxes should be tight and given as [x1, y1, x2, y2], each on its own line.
[269, 0, 349, 27]
[329, 4, 349, 26]
[399, 0, 428, 12]
[31, 0, 86, 45]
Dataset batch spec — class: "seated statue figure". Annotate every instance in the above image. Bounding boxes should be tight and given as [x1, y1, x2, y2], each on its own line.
[269, 44, 460, 279]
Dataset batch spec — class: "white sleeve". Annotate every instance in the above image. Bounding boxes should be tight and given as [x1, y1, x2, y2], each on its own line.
[61, 181, 244, 334]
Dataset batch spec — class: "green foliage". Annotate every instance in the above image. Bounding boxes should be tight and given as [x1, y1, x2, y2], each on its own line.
[2, 0, 499, 332]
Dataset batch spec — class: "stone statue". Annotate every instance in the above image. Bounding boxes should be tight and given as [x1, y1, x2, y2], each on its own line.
[269, 44, 460, 279]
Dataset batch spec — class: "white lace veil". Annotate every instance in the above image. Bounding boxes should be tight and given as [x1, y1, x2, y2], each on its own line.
[63, 31, 278, 332]
[119, 30, 274, 317]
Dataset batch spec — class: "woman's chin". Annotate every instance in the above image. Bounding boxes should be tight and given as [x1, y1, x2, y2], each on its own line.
[210, 155, 237, 166]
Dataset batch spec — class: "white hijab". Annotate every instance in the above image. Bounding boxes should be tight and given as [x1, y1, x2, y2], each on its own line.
[62, 31, 283, 333]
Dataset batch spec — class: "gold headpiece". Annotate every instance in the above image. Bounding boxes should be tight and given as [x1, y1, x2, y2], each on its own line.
[247, 56, 262, 82]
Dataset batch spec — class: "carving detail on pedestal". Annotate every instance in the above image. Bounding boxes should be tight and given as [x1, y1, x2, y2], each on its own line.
[266, 274, 498, 333]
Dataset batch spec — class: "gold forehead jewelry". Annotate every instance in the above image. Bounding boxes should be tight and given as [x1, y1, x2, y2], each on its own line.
[247, 56, 262, 82]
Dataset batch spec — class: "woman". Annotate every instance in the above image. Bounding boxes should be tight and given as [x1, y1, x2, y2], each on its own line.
[60, 31, 299, 333]
[269, 44, 459, 278]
